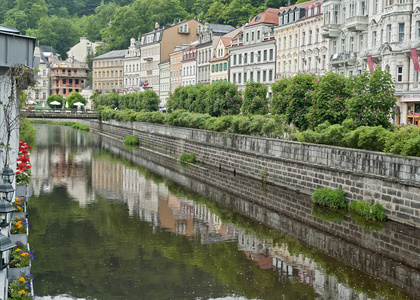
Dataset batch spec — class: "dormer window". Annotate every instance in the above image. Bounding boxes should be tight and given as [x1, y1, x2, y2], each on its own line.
[279, 16, 283, 25]
[295, 11, 299, 20]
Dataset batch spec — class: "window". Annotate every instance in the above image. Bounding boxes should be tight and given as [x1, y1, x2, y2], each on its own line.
[251, 52, 254, 63]
[350, 37, 354, 52]
[43, 92, 46, 99]
[246, 33, 249, 42]
[233, 73, 236, 83]
[264, 50, 267, 61]
[278, 38, 281, 50]
[244, 72, 247, 83]
[233, 55, 237, 65]
[43, 80, 46, 87]
[333, 41, 337, 53]
[257, 71, 260, 82]
[257, 31, 260, 40]
[244, 53, 248, 64]
[309, 30, 312, 44]
[257, 51, 261, 62]
[387, 25, 391, 42]
[372, 31, 377, 47]
[269, 70, 273, 81]
[302, 32, 306, 45]
[269, 49, 273, 60]
[417, 21, 420, 38]
[250, 71, 253, 81]
[397, 66, 403, 82]
[398, 23, 405, 42]
[224, 62, 227, 71]
[238, 73, 242, 84]
[315, 29, 319, 43]
[289, 35, 292, 48]
[263, 70, 266, 82]
[239, 54, 242, 64]
[373, 0, 378, 14]
[42, 69, 46, 76]
[295, 34, 298, 47]
[252, 31, 255, 41]
[283, 37, 286, 49]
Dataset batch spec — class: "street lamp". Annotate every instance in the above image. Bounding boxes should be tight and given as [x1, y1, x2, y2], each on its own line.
[0, 200, 14, 228]
[1, 166, 15, 184]
[0, 233, 14, 270]
[0, 182, 14, 202]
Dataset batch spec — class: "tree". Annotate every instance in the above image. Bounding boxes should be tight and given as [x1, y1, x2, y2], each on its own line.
[66, 91, 87, 109]
[242, 81, 269, 115]
[347, 67, 397, 128]
[47, 94, 64, 109]
[3, 9, 28, 34]
[270, 76, 291, 115]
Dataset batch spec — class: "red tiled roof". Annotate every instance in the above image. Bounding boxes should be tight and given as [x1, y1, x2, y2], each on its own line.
[220, 37, 232, 47]
[247, 8, 283, 26]
[210, 54, 229, 63]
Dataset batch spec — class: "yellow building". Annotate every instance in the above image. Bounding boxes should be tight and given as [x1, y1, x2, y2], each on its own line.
[210, 37, 231, 83]
[92, 50, 126, 94]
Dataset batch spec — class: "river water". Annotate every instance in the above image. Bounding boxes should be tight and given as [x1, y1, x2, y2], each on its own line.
[28, 124, 420, 300]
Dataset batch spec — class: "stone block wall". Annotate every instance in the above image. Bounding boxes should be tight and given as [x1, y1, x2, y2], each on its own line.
[34, 118, 420, 228]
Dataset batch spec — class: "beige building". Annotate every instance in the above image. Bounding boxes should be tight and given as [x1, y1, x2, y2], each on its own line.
[169, 49, 184, 93]
[92, 50, 126, 94]
[210, 37, 232, 83]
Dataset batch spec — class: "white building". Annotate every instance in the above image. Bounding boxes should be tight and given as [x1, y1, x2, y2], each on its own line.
[123, 38, 141, 94]
[159, 59, 170, 107]
[196, 23, 235, 85]
[67, 37, 102, 63]
[182, 44, 197, 86]
[322, 0, 420, 126]
[230, 8, 280, 93]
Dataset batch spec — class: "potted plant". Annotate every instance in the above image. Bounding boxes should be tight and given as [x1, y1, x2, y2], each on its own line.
[8, 242, 33, 279]
[10, 216, 28, 244]
[8, 272, 33, 299]
[15, 141, 32, 198]
[13, 197, 26, 217]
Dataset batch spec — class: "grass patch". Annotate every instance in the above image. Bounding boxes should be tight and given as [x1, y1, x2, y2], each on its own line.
[31, 120, 90, 131]
[349, 200, 387, 221]
[311, 187, 347, 209]
[124, 135, 140, 145]
[179, 153, 196, 164]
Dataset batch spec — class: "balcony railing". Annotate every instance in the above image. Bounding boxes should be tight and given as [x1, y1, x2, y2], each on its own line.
[49, 73, 87, 78]
[330, 52, 357, 65]
[345, 15, 368, 31]
[321, 24, 340, 38]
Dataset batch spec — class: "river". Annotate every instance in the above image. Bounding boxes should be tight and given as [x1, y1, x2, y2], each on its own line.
[28, 124, 419, 300]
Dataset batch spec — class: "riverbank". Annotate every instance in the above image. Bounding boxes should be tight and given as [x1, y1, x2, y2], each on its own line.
[29, 118, 420, 228]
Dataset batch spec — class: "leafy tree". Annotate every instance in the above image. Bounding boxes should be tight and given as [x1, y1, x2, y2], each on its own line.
[347, 67, 397, 128]
[142, 90, 160, 111]
[306, 72, 352, 129]
[3, 9, 28, 33]
[15, 0, 48, 30]
[47, 94, 64, 109]
[270, 76, 291, 115]
[66, 91, 87, 109]
[242, 81, 269, 115]
[206, 81, 242, 117]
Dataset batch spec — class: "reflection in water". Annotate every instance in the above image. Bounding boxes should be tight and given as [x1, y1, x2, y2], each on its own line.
[28, 124, 418, 300]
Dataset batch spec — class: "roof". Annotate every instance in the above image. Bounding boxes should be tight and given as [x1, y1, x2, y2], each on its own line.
[207, 23, 235, 35]
[210, 54, 229, 63]
[279, 0, 318, 13]
[92, 50, 127, 60]
[38, 46, 56, 55]
[0, 24, 20, 34]
[219, 37, 232, 47]
[247, 8, 283, 27]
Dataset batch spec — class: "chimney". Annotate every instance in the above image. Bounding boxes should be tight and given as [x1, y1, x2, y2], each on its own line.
[155, 22, 159, 29]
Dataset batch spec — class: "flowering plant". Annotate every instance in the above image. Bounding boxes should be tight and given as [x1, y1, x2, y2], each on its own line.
[16, 142, 32, 186]
[11, 217, 28, 234]
[14, 198, 24, 212]
[8, 272, 33, 299]
[10, 242, 34, 268]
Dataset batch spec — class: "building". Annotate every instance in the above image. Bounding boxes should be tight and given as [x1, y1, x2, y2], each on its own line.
[26, 46, 59, 106]
[139, 19, 204, 96]
[123, 38, 141, 94]
[169, 48, 184, 93]
[210, 37, 232, 83]
[92, 50, 126, 94]
[159, 59, 170, 106]
[49, 57, 89, 98]
[230, 8, 280, 93]
[67, 37, 102, 63]
[182, 44, 198, 86]
[298, 1, 329, 76]
[196, 23, 235, 85]
[322, 0, 420, 126]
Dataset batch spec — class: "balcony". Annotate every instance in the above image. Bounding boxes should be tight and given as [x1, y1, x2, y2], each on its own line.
[384, 3, 412, 14]
[49, 72, 87, 78]
[330, 52, 357, 66]
[345, 15, 368, 32]
[321, 24, 340, 38]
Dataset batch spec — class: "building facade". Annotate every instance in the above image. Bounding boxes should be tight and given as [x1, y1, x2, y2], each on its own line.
[210, 37, 231, 83]
[92, 50, 126, 94]
[182, 45, 197, 86]
[169, 49, 184, 93]
[67, 37, 102, 63]
[159, 59, 170, 107]
[49, 58, 89, 98]
[123, 38, 141, 94]
[230, 8, 280, 92]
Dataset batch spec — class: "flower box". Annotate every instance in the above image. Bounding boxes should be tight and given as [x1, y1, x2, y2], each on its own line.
[10, 216, 29, 245]
[8, 271, 33, 297]
[8, 243, 32, 280]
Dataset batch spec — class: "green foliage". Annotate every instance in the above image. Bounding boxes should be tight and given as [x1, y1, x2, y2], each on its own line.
[8, 271, 32, 299]
[307, 72, 351, 129]
[94, 90, 160, 112]
[124, 135, 140, 145]
[179, 152, 196, 163]
[270, 77, 291, 115]
[19, 117, 36, 145]
[292, 122, 349, 147]
[383, 125, 420, 156]
[347, 67, 397, 128]
[311, 188, 347, 209]
[206, 81, 243, 117]
[284, 74, 317, 130]
[349, 200, 387, 221]
[242, 81, 269, 115]
[71, 123, 90, 131]
[47, 94, 64, 109]
[311, 205, 345, 223]
[344, 126, 391, 152]
[65, 91, 87, 109]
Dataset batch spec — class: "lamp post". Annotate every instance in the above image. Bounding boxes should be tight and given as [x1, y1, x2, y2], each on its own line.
[0, 200, 14, 229]
[0, 234, 14, 270]
[0, 182, 14, 203]
[1, 166, 15, 184]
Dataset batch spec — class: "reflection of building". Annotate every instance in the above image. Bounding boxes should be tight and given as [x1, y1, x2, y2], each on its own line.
[238, 232, 273, 269]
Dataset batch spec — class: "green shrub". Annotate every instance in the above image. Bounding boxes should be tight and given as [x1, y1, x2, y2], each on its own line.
[384, 125, 420, 155]
[47, 94, 64, 109]
[179, 153, 196, 164]
[311, 205, 345, 223]
[19, 117, 36, 145]
[206, 81, 242, 117]
[270, 77, 291, 115]
[124, 135, 139, 145]
[71, 123, 90, 131]
[344, 126, 391, 152]
[349, 200, 387, 221]
[242, 81, 269, 115]
[311, 187, 347, 209]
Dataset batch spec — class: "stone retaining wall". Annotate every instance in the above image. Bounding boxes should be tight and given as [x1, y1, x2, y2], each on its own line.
[34, 118, 420, 228]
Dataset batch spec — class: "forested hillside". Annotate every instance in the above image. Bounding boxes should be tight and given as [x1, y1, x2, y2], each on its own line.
[0, 0, 296, 58]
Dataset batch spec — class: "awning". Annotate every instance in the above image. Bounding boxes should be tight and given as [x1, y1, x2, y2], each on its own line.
[367, 56, 374, 71]
[411, 49, 420, 71]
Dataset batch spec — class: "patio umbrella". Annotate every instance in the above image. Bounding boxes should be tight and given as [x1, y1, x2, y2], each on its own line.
[49, 101, 60, 109]
[73, 102, 84, 107]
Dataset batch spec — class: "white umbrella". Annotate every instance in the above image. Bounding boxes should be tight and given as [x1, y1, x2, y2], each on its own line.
[27, 100, 36, 105]
[49, 101, 60, 109]
[73, 102, 84, 107]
